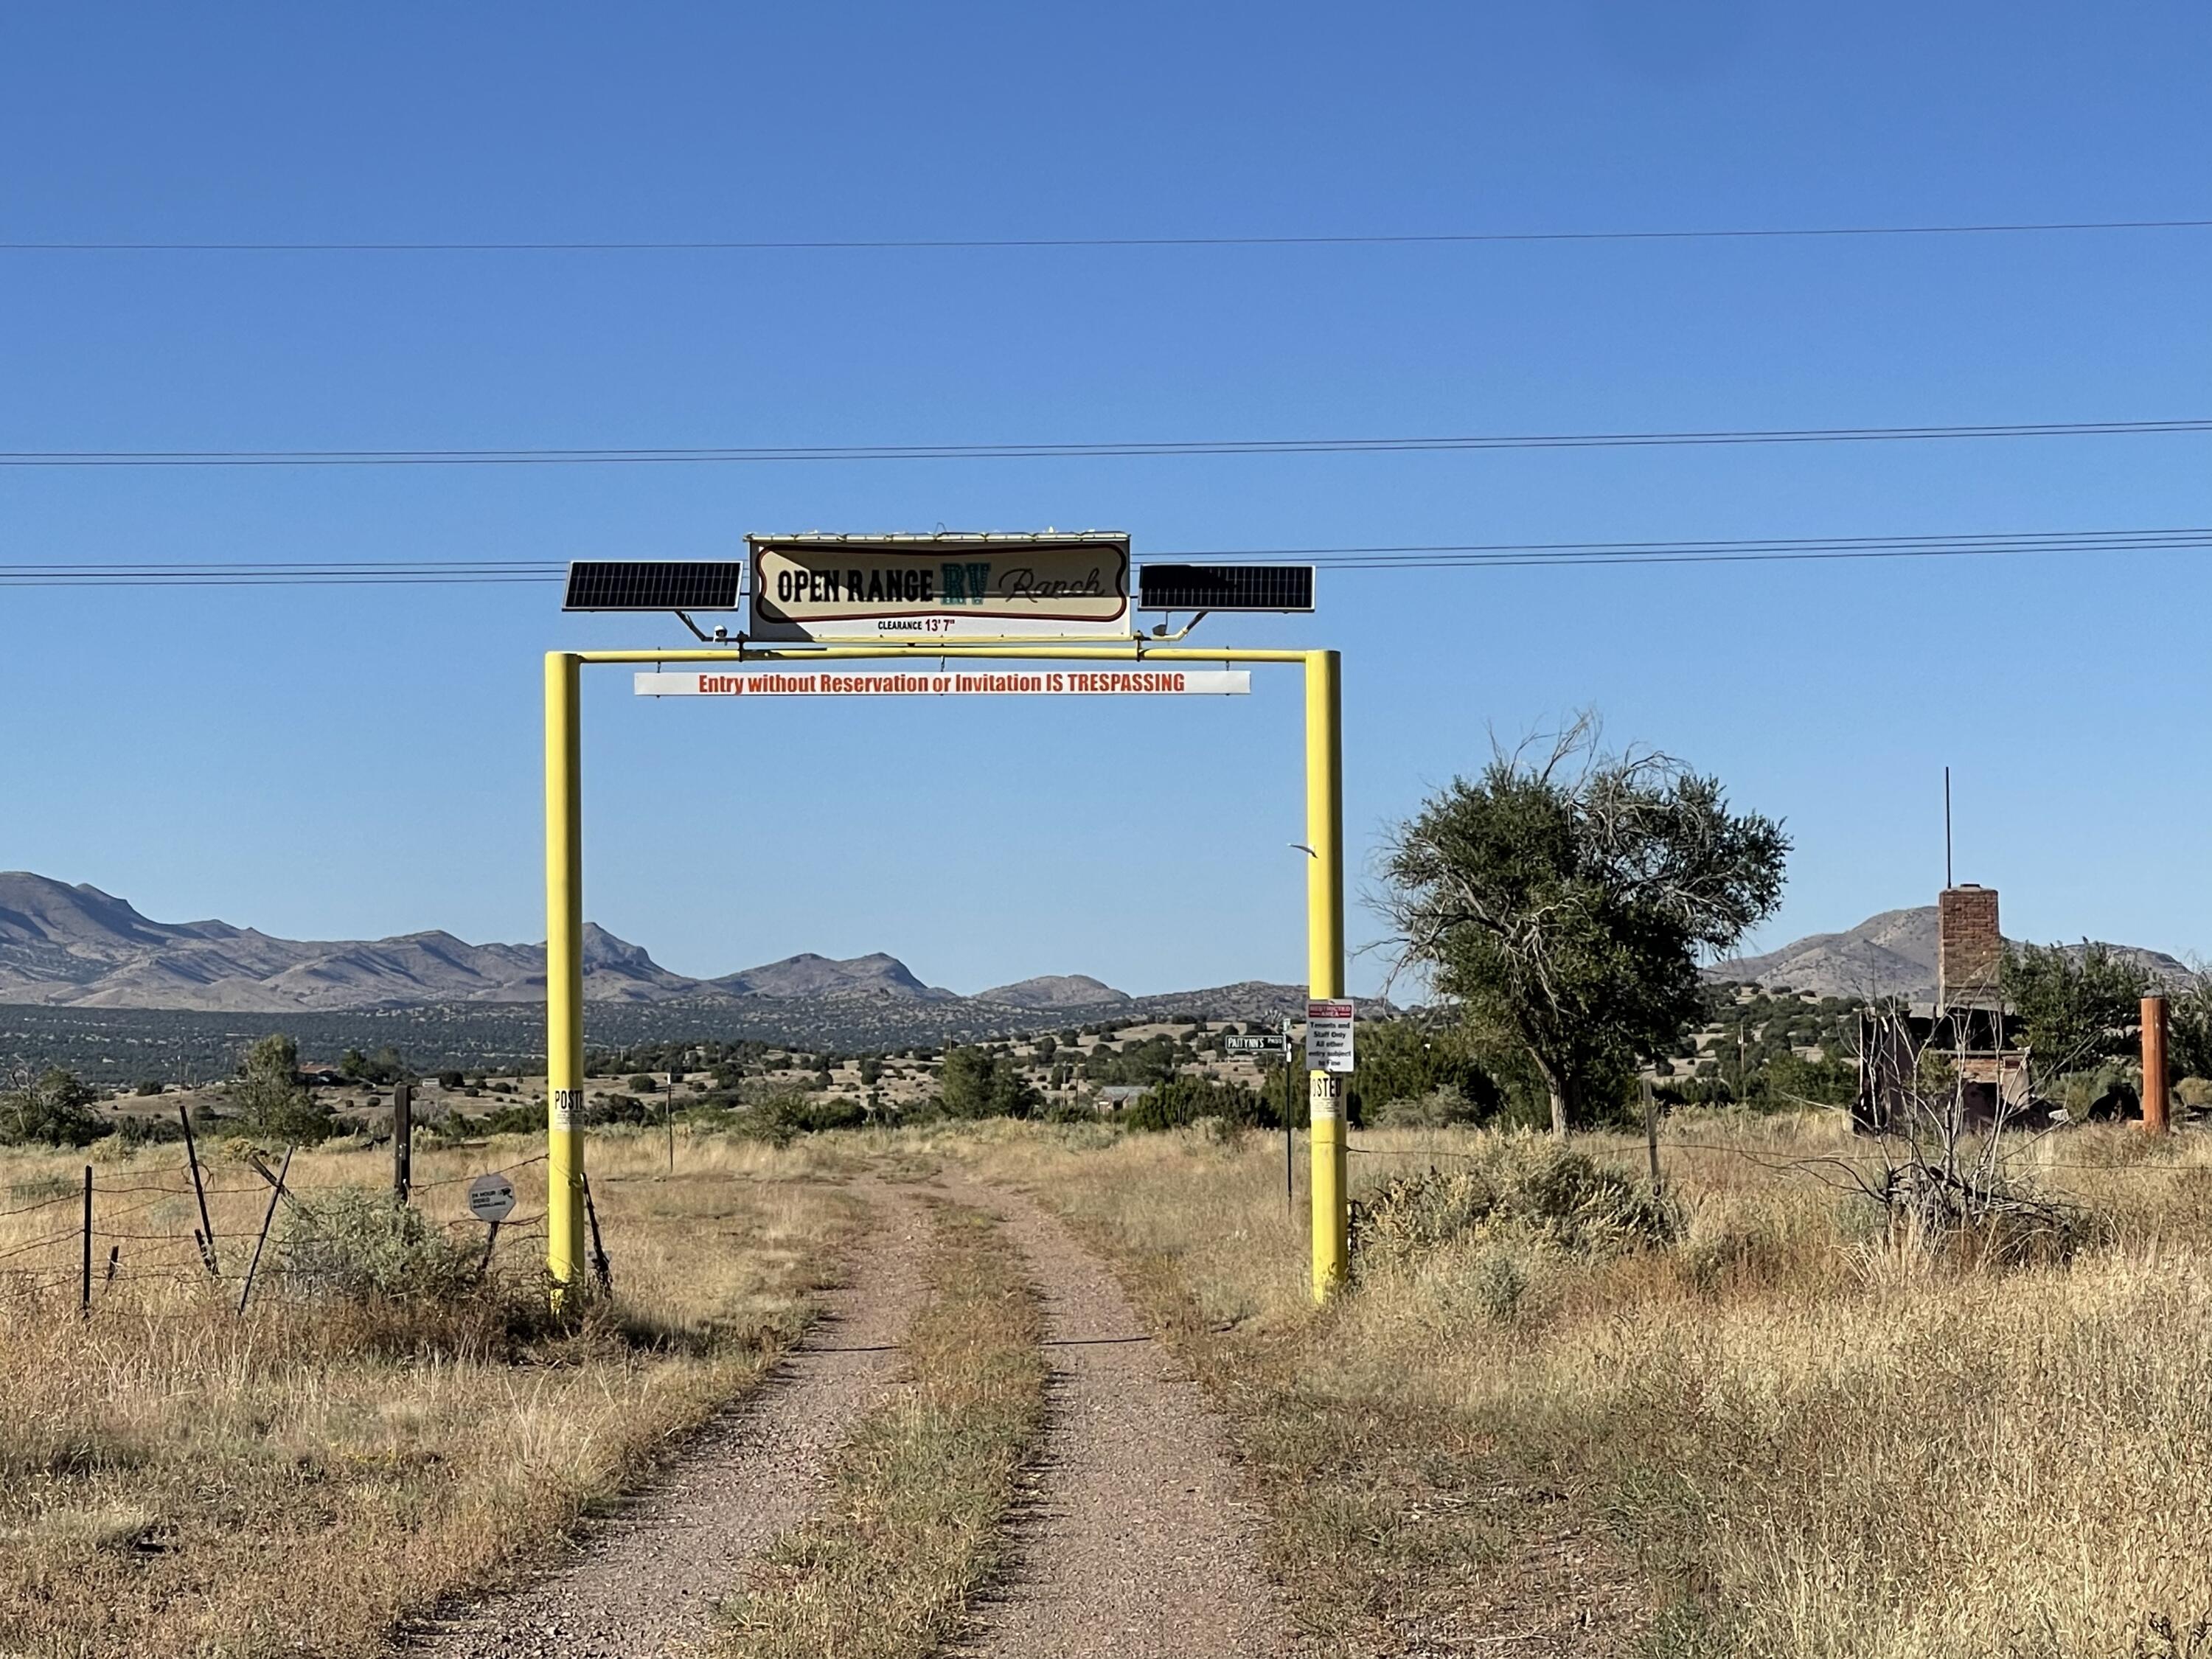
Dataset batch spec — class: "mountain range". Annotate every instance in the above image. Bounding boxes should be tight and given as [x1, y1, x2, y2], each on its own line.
[1711, 906, 2194, 1001]
[0, 872, 1152, 1015]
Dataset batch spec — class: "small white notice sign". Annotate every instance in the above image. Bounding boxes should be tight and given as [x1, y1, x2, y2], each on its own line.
[1305, 999, 1355, 1073]
[466, 1173, 517, 1224]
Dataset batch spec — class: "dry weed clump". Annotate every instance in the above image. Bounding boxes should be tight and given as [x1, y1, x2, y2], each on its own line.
[1349, 1136, 1681, 1275]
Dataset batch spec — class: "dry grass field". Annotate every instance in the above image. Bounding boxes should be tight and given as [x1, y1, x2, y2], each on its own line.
[945, 1114, 2212, 1659]
[10, 1109, 2212, 1658]
[0, 1130, 862, 1658]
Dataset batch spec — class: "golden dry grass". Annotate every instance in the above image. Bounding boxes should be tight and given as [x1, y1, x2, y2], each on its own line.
[0, 1130, 862, 1659]
[720, 1200, 1046, 1658]
[942, 1113, 2212, 1658]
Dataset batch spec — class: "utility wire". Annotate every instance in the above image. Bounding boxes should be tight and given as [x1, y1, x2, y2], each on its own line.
[7, 216, 2212, 254]
[7, 526, 2212, 586]
[5, 415, 2212, 469]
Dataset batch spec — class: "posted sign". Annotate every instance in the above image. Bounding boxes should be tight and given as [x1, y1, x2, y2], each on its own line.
[465, 1173, 517, 1224]
[636, 668, 1248, 698]
[748, 533, 1133, 642]
[1305, 999, 1356, 1073]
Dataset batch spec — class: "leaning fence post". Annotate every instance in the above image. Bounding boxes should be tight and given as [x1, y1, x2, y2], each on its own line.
[1644, 1077, 1662, 1192]
[179, 1102, 220, 1276]
[80, 1165, 92, 1317]
[580, 1172, 612, 1293]
[236, 1144, 293, 1315]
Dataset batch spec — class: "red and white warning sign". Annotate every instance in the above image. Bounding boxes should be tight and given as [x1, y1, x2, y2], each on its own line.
[636, 669, 1250, 698]
[1304, 999, 1356, 1073]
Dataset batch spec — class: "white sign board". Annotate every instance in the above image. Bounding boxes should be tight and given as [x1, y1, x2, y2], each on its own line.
[636, 669, 1249, 698]
[748, 534, 1133, 641]
[1305, 999, 1356, 1074]
[465, 1172, 517, 1224]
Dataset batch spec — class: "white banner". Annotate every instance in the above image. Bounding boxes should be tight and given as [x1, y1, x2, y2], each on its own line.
[635, 669, 1250, 698]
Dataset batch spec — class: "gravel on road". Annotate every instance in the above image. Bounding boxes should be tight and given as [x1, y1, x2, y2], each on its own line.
[951, 1182, 1300, 1659]
[406, 1185, 929, 1659]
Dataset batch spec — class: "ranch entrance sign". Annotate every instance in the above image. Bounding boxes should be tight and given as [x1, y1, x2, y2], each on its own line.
[748, 532, 1132, 642]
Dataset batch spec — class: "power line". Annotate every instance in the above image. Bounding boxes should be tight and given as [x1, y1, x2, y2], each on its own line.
[7, 525, 2211, 586]
[7, 216, 2212, 254]
[6, 415, 2212, 469]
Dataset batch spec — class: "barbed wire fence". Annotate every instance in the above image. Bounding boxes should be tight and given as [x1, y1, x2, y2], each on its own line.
[0, 1147, 554, 1316]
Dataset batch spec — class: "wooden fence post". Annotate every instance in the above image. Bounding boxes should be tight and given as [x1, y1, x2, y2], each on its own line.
[236, 1145, 293, 1315]
[178, 1102, 220, 1276]
[392, 1082, 413, 1200]
[1644, 1077, 1662, 1192]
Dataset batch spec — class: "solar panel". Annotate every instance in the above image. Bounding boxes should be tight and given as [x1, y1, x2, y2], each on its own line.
[1136, 563, 1315, 612]
[563, 560, 745, 611]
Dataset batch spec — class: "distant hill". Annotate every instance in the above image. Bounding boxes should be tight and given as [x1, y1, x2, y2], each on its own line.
[711, 952, 956, 1002]
[978, 974, 1130, 1009]
[1711, 905, 2194, 1001]
[0, 874, 1316, 1045]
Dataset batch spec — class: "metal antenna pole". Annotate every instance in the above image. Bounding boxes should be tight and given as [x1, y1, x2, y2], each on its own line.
[1944, 765, 1952, 889]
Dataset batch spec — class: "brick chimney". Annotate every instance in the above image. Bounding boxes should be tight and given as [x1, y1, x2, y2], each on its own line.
[1937, 884, 2002, 1012]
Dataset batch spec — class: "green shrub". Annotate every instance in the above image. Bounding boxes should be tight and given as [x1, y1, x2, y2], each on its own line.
[1124, 1076, 1267, 1133]
[1367, 1085, 1490, 1129]
[939, 1047, 1037, 1119]
[0, 1068, 105, 1147]
[274, 1189, 475, 1302]
[734, 1092, 869, 1145]
[232, 1034, 338, 1147]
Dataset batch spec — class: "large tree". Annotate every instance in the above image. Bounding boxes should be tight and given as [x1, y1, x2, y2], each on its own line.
[1381, 719, 1789, 1135]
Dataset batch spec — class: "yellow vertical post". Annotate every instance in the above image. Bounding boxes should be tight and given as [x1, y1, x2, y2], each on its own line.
[544, 652, 586, 1296]
[1304, 649, 1348, 1298]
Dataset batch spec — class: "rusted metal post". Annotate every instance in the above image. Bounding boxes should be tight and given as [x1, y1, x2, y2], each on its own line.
[2143, 995, 2170, 1135]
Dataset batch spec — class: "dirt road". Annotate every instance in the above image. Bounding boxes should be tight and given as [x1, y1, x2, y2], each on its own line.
[953, 1183, 1298, 1659]
[407, 1187, 928, 1659]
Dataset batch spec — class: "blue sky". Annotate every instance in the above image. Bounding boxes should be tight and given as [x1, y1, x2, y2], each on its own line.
[2, 4, 2208, 996]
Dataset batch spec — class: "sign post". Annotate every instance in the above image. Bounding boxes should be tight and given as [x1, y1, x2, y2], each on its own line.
[467, 1172, 518, 1279]
[1304, 647, 1349, 1296]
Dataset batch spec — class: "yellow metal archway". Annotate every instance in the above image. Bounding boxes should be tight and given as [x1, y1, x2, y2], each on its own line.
[543, 641, 1346, 1301]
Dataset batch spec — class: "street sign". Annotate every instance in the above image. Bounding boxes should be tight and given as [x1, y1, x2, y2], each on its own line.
[465, 1172, 517, 1224]
[635, 668, 1248, 698]
[747, 532, 1132, 641]
[1224, 1034, 1281, 1052]
[1305, 999, 1356, 1073]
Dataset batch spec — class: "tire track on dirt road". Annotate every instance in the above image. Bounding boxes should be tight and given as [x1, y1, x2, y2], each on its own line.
[407, 1185, 928, 1659]
[950, 1182, 1299, 1659]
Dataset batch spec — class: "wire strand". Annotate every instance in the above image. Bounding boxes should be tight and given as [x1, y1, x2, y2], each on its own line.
[7, 525, 2212, 587]
[6, 216, 2211, 254]
[4, 415, 2211, 469]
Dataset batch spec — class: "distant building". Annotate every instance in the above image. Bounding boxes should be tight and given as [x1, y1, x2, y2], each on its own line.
[1094, 1085, 1148, 1113]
